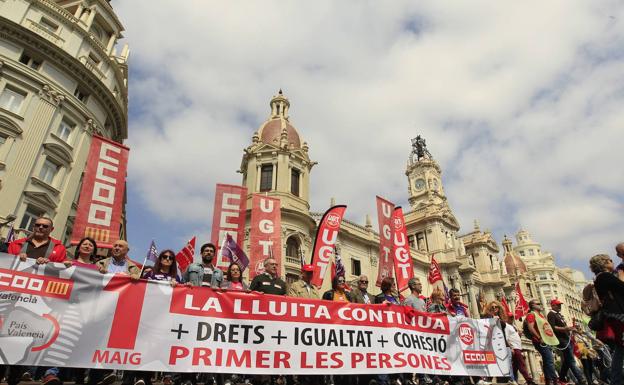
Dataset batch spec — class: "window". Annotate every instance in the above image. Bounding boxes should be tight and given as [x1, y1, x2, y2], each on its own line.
[519, 250, 525, 256]
[57, 120, 74, 143]
[39, 159, 59, 185]
[88, 53, 101, 66]
[407, 234, 416, 249]
[0, 135, 6, 146]
[0, 87, 26, 114]
[39, 17, 58, 33]
[18, 52, 42, 70]
[19, 206, 45, 230]
[290, 168, 300, 196]
[351, 259, 361, 276]
[528, 249, 535, 256]
[260, 164, 273, 192]
[74, 88, 89, 103]
[286, 237, 299, 258]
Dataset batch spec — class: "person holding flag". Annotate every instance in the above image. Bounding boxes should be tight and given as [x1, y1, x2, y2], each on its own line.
[184, 243, 223, 288]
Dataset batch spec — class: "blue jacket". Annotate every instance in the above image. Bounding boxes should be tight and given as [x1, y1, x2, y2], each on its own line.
[183, 262, 223, 287]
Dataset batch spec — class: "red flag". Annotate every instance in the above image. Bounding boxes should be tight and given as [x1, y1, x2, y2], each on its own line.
[175, 236, 196, 273]
[210, 184, 247, 271]
[71, 135, 129, 248]
[391, 207, 414, 292]
[501, 296, 511, 316]
[249, 194, 281, 279]
[375, 196, 395, 287]
[428, 255, 445, 295]
[311, 205, 347, 288]
[428, 255, 443, 284]
[514, 282, 529, 320]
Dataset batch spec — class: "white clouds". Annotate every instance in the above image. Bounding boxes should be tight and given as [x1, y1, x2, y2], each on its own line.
[113, 0, 624, 271]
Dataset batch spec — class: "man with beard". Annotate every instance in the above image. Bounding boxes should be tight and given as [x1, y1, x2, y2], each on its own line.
[184, 243, 223, 288]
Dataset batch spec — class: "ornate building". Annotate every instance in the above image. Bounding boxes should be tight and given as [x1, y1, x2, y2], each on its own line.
[0, 0, 128, 243]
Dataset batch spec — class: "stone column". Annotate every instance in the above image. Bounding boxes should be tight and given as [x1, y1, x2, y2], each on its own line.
[0, 85, 63, 216]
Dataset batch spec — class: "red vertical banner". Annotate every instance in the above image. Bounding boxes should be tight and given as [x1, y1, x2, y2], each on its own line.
[310, 205, 347, 288]
[392, 207, 414, 292]
[71, 135, 129, 249]
[375, 196, 395, 287]
[210, 184, 248, 271]
[249, 194, 282, 280]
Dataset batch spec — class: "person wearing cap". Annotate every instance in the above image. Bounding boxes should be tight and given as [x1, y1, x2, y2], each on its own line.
[287, 264, 319, 299]
[547, 298, 587, 385]
[402, 277, 427, 311]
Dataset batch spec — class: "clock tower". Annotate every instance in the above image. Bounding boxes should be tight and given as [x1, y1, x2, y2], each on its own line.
[406, 136, 447, 209]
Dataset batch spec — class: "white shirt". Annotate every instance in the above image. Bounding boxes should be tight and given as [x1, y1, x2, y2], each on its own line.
[506, 324, 522, 350]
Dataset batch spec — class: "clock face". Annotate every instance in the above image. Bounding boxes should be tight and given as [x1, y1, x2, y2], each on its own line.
[414, 178, 425, 190]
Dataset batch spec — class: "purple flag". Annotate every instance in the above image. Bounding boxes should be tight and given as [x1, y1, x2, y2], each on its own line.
[220, 234, 250, 272]
[5, 223, 15, 243]
[334, 247, 345, 277]
[146, 240, 158, 265]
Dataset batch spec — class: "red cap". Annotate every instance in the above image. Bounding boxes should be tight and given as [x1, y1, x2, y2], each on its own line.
[550, 298, 563, 306]
[302, 264, 314, 272]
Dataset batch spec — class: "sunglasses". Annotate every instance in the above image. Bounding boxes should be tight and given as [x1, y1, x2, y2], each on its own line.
[34, 223, 50, 229]
[337, 279, 346, 283]
[359, 280, 368, 283]
[161, 255, 175, 261]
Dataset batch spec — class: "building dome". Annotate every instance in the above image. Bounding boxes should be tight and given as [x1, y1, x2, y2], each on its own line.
[257, 90, 302, 149]
[504, 252, 528, 275]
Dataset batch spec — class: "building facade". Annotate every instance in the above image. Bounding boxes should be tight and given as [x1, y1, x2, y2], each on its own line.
[0, 0, 128, 244]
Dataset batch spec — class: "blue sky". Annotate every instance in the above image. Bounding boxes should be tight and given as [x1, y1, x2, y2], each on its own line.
[112, 1, 624, 276]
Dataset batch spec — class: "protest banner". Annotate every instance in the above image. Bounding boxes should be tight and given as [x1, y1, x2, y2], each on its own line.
[249, 194, 281, 279]
[391, 207, 414, 292]
[0, 254, 510, 376]
[70, 136, 129, 248]
[210, 184, 247, 270]
[310, 205, 347, 288]
[375, 196, 395, 287]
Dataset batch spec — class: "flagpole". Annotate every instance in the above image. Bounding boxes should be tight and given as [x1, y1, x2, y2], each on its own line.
[138, 239, 154, 279]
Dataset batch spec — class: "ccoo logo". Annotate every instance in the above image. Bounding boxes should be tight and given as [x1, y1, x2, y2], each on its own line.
[325, 213, 341, 229]
[459, 323, 475, 345]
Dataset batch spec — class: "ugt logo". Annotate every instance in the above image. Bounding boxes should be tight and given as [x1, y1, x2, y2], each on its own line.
[393, 216, 404, 230]
[325, 213, 341, 229]
[459, 323, 475, 345]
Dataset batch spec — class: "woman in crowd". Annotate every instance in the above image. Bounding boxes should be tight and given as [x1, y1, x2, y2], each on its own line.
[427, 288, 448, 313]
[72, 237, 99, 269]
[374, 277, 400, 305]
[142, 250, 182, 285]
[322, 275, 352, 302]
[220, 263, 248, 291]
[590, 254, 624, 385]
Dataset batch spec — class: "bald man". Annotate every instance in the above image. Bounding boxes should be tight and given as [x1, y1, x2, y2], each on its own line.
[615, 242, 624, 281]
[96, 240, 140, 279]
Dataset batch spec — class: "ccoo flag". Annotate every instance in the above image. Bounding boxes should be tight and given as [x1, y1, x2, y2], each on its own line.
[175, 237, 196, 273]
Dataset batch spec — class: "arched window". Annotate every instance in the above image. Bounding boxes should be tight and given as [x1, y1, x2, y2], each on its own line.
[286, 237, 300, 258]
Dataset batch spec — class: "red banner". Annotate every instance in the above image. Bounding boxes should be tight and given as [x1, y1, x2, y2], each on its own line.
[375, 196, 395, 287]
[70, 135, 129, 248]
[310, 205, 347, 288]
[391, 207, 414, 292]
[249, 194, 281, 279]
[211, 184, 247, 271]
[514, 282, 529, 320]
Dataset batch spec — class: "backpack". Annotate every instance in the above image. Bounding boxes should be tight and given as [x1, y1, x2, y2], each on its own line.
[582, 283, 602, 315]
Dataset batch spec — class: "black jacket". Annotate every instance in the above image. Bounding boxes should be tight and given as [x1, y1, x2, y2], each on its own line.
[594, 271, 624, 315]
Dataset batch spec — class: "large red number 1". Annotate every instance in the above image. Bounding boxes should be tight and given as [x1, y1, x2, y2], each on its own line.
[103, 275, 147, 349]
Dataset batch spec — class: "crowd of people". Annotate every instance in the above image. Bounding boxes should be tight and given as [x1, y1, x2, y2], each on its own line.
[0, 217, 621, 385]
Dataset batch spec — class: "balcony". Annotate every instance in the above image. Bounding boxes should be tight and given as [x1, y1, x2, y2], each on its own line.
[79, 56, 106, 80]
[25, 19, 64, 47]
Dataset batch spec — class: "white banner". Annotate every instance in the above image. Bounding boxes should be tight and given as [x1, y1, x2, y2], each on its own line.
[0, 254, 510, 375]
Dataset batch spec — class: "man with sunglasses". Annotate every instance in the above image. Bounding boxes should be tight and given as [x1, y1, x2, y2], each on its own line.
[7, 217, 66, 263]
[351, 275, 372, 304]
